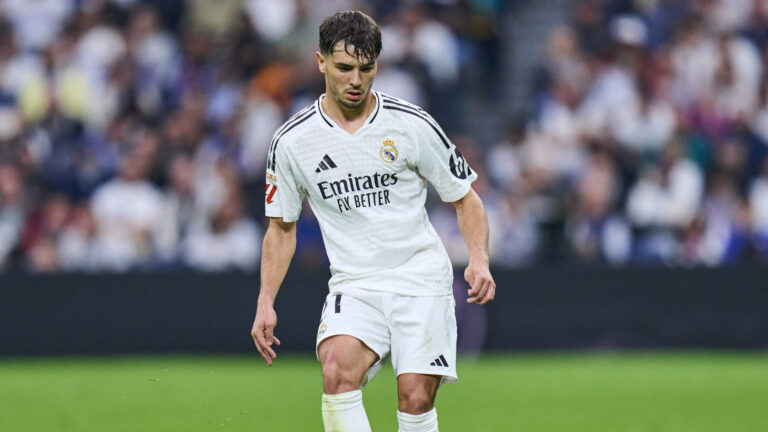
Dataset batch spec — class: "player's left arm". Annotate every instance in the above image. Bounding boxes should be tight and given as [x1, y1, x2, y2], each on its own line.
[402, 105, 495, 303]
[453, 187, 495, 304]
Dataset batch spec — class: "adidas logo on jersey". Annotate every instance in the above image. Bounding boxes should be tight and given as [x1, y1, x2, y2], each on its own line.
[315, 154, 338, 173]
[430, 355, 449, 367]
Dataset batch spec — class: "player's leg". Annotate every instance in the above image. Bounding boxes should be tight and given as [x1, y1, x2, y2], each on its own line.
[318, 335, 378, 432]
[316, 291, 390, 432]
[389, 294, 458, 432]
[319, 335, 379, 394]
[397, 373, 441, 413]
[396, 373, 441, 431]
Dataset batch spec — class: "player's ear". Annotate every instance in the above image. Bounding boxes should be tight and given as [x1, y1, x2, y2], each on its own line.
[316, 51, 326, 74]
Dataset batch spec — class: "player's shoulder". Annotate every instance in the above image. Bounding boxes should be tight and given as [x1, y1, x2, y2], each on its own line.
[377, 92, 432, 119]
[378, 92, 439, 129]
[377, 92, 449, 147]
[266, 101, 319, 172]
[271, 101, 319, 146]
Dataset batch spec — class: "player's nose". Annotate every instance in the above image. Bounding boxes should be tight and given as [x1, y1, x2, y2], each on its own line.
[350, 70, 362, 86]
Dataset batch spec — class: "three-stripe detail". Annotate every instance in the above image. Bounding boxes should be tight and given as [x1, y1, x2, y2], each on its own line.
[430, 355, 449, 367]
[315, 154, 338, 173]
[266, 104, 317, 171]
[381, 95, 450, 149]
[381, 95, 473, 179]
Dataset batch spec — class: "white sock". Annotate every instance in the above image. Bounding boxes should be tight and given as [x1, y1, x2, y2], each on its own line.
[321, 390, 372, 432]
[397, 408, 438, 432]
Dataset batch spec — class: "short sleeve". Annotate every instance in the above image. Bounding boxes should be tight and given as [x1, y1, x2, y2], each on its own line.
[265, 144, 304, 222]
[415, 116, 477, 202]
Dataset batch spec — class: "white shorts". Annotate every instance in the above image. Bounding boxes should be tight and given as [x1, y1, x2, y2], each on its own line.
[316, 288, 458, 387]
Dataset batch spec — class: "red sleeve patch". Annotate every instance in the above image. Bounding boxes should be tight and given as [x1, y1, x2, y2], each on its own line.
[265, 184, 277, 204]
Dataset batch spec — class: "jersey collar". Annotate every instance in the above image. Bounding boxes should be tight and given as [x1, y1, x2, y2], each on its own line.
[316, 91, 382, 132]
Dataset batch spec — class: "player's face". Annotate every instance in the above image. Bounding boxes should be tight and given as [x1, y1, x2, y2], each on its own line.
[317, 42, 377, 110]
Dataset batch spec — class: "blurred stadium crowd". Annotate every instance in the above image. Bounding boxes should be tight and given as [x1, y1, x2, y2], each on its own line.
[0, 0, 767, 273]
[487, 0, 768, 267]
[0, 0, 500, 272]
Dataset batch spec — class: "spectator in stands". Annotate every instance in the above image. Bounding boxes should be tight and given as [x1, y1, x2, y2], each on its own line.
[182, 188, 261, 271]
[237, 82, 283, 180]
[749, 158, 768, 257]
[90, 132, 164, 270]
[57, 202, 100, 271]
[566, 149, 632, 264]
[750, 72, 768, 144]
[0, 163, 26, 269]
[0, 0, 74, 52]
[20, 193, 71, 270]
[380, 3, 460, 121]
[689, 173, 752, 265]
[626, 139, 704, 262]
[486, 115, 527, 193]
[156, 153, 197, 265]
[126, 4, 179, 120]
[494, 186, 540, 267]
[611, 64, 677, 158]
[3, 0, 768, 272]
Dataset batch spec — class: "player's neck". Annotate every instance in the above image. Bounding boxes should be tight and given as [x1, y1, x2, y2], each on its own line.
[321, 92, 375, 134]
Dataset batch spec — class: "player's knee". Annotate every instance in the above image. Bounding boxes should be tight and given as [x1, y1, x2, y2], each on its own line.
[397, 389, 435, 414]
[321, 355, 360, 394]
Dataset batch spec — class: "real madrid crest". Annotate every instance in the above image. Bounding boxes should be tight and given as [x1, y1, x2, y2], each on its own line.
[380, 138, 398, 163]
[317, 322, 327, 337]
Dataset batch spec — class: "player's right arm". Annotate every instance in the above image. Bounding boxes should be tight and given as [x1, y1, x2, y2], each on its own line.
[251, 217, 296, 366]
[254, 116, 306, 365]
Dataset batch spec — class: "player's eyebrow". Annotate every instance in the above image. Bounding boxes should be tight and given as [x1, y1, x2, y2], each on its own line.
[334, 61, 375, 69]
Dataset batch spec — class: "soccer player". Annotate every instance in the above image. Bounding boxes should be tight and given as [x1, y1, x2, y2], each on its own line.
[251, 10, 495, 432]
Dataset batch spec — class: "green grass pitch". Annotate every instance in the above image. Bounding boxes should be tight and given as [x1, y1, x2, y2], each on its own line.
[1, 352, 767, 431]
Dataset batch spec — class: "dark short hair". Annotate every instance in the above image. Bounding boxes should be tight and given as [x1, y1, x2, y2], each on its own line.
[319, 10, 382, 60]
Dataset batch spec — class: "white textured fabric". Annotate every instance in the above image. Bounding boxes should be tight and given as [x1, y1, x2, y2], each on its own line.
[315, 289, 458, 387]
[265, 91, 476, 296]
[397, 408, 439, 432]
[321, 390, 372, 432]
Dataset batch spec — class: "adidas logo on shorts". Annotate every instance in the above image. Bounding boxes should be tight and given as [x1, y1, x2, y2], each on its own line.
[430, 355, 449, 367]
[315, 154, 338, 173]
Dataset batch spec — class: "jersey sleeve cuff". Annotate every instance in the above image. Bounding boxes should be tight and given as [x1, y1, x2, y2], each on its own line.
[437, 180, 474, 203]
[265, 209, 299, 222]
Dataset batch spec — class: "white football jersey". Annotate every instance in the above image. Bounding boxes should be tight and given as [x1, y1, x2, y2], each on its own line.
[265, 91, 476, 296]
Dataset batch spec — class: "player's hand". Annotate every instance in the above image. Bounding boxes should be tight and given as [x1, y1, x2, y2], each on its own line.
[251, 306, 281, 366]
[464, 261, 495, 305]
